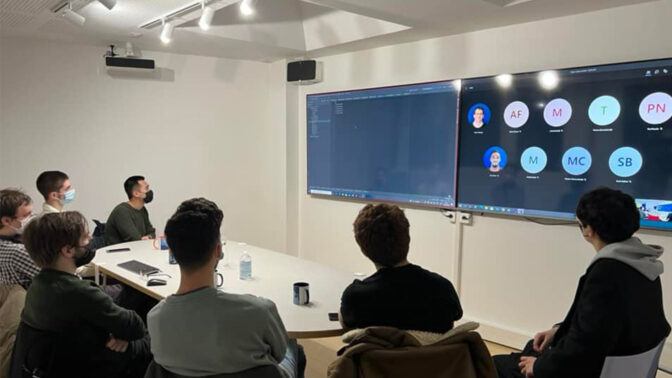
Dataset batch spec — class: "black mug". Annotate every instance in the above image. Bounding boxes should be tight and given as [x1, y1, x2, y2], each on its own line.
[293, 282, 309, 305]
[214, 270, 223, 288]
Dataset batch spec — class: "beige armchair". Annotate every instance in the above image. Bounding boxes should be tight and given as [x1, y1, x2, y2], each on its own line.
[0, 285, 26, 378]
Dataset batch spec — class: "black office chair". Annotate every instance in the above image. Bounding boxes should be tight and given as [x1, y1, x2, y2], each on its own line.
[144, 361, 283, 378]
[9, 322, 60, 378]
[9, 322, 130, 378]
[92, 219, 107, 248]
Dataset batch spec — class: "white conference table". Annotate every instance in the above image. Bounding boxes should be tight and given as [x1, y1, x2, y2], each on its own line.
[93, 240, 356, 339]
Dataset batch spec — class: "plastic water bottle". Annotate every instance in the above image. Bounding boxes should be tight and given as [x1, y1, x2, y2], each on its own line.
[239, 250, 252, 280]
[220, 238, 229, 267]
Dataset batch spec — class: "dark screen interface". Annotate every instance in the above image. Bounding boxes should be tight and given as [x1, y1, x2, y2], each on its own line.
[307, 81, 460, 207]
[457, 59, 672, 230]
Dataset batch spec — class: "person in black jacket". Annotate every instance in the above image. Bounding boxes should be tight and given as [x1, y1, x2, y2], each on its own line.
[14, 212, 151, 378]
[494, 188, 670, 378]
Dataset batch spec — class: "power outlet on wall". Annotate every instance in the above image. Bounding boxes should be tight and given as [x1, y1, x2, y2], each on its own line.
[459, 212, 472, 225]
[441, 209, 456, 223]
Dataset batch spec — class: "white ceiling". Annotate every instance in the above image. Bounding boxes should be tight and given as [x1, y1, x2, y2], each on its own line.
[0, 0, 662, 62]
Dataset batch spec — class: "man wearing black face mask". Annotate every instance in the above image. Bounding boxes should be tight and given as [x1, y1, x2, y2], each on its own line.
[16, 212, 151, 378]
[104, 176, 156, 246]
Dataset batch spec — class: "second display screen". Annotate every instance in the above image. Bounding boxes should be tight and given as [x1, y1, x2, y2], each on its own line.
[456, 58, 672, 229]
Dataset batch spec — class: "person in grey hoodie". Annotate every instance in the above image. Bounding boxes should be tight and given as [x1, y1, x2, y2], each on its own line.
[494, 187, 670, 378]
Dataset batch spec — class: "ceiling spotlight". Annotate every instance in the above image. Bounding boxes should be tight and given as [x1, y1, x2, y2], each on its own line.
[240, 0, 254, 16]
[98, 0, 116, 10]
[62, 2, 85, 26]
[539, 70, 560, 90]
[199, 4, 215, 30]
[160, 21, 174, 44]
[495, 74, 513, 88]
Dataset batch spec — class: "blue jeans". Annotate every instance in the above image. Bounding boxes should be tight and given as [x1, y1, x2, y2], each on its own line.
[278, 339, 306, 378]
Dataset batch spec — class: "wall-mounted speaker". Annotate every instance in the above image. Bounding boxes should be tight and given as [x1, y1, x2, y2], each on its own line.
[287, 60, 322, 84]
[105, 57, 155, 70]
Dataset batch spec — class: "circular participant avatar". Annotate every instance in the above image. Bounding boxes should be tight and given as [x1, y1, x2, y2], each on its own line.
[639, 92, 672, 125]
[589, 95, 621, 126]
[562, 147, 592, 176]
[543, 98, 572, 127]
[503, 101, 529, 128]
[483, 146, 508, 173]
[520, 146, 548, 174]
[468, 103, 492, 129]
[609, 147, 643, 177]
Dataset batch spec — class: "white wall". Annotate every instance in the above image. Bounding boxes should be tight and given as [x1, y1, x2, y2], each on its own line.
[0, 37, 287, 253]
[2, 0, 671, 370]
[291, 0, 672, 368]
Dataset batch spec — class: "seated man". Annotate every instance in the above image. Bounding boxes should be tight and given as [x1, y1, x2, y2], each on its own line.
[36, 170, 98, 277]
[0, 189, 39, 289]
[20, 212, 151, 378]
[36, 170, 76, 215]
[148, 198, 304, 378]
[104, 175, 156, 246]
[339, 203, 462, 333]
[494, 188, 671, 378]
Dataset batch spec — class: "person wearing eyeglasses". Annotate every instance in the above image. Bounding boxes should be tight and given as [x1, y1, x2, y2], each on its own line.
[472, 106, 487, 129]
[0, 189, 39, 289]
[15, 212, 151, 378]
[493, 188, 670, 378]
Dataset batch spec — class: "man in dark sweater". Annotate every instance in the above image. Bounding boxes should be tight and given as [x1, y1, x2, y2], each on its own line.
[494, 188, 670, 378]
[18, 212, 151, 378]
[339, 203, 462, 333]
[104, 175, 156, 246]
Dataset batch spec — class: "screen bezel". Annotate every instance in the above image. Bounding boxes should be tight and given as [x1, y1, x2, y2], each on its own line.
[306, 79, 462, 209]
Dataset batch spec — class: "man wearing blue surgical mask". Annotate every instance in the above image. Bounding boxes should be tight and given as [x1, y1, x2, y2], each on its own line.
[36, 171, 98, 277]
[36, 171, 76, 215]
[0, 189, 39, 289]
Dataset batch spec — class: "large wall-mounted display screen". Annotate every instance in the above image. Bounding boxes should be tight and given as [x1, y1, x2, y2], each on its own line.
[457, 58, 672, 229]
[307, 81, 460, 208]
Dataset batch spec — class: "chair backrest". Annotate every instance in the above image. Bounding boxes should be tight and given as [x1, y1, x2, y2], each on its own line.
[11, 321, 131, 378]
[599, 339, 666, 378]
[8, 322, 59, 378]
[92, 220, 106, 237]
[144, 361, 282, 378]
[329, 330, 497, 378]
[91, 220, 107, 248]
[0, 285, 26, 378]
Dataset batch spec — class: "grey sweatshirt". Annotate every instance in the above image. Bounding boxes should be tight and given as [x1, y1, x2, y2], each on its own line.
[591, 237, 664, 281]
[147, 287, 288, 376]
